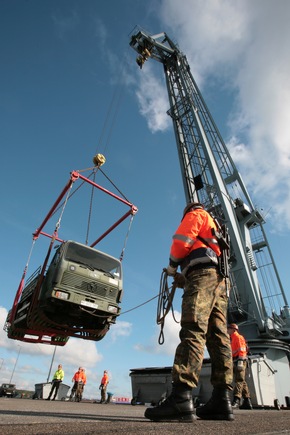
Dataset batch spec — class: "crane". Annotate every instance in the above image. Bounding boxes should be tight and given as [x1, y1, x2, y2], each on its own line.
[129, 29, 290, 407]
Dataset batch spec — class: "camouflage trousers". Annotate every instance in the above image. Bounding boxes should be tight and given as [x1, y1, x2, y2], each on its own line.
[172, 267, 233, 390]
[233, 360, 251, 398]
[100, 385, 107, 402]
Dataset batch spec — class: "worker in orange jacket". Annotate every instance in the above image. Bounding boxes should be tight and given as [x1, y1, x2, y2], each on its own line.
[70, 367, 86, 401]
[227, 324, 252, 409]
[99, 370, 109, 403]
[145, 202, 233, 423]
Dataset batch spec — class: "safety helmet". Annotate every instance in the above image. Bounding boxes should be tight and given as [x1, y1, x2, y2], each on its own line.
[183, 202, 204, 217]
[228, 323, 239, 330]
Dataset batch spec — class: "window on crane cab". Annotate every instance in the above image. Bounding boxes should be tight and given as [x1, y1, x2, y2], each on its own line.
[62, 241, 122, 279]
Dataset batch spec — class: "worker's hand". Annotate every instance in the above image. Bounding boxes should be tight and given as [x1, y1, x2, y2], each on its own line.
[166, 265, 177, 276]
[174, 272, 185, 288]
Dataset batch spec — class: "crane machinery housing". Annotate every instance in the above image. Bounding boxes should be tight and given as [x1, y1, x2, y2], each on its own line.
[129, 28, 290, 408]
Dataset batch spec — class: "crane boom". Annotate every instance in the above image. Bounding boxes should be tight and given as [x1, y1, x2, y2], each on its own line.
[130, 29, 290, 343]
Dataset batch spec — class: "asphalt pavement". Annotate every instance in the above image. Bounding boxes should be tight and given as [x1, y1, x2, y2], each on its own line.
[0, 398, 290, 435]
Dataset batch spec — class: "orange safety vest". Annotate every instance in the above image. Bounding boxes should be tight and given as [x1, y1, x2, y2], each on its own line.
[101, 373, 109, 386]
[230, 330, 248, 360]
[169, 207, 221, 272]
[72, 371, 86, 384]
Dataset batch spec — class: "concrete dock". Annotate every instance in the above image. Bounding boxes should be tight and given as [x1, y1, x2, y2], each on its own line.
[0, 397, 290, 435]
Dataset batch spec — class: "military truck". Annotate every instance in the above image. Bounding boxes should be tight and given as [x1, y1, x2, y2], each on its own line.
[0, 383, 16, 398]
[9, 240, 123, 341]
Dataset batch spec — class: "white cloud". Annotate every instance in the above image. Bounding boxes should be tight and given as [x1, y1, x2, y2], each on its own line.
[0, 306, 102, 366]
[134, 309, 181, 356]
[109, 320, 132, 342]
[135, 63, 170, 133]
[0, 306, 104, 394]
[131, 0, 290, 227]
[159, 0, 251, 85]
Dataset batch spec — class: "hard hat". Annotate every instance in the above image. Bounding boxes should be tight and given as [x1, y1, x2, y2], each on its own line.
[183, 202, 204, 217]
[228, 323, 239, 330]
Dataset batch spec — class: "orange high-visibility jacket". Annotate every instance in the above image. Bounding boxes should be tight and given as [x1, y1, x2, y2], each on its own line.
[230, 330, 248, 360]
[72, 370, 87, 384]
[169, 207, 221, 271]
[101, 373, 109, 386]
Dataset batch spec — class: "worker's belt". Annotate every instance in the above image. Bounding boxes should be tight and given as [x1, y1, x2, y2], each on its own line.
[186, 263, 218, 277]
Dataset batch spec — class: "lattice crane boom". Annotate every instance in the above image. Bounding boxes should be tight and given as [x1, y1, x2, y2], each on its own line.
[130, 29, 290, 342]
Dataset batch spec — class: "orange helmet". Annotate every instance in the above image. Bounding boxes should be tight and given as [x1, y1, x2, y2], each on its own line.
[228, 323, 239, 330]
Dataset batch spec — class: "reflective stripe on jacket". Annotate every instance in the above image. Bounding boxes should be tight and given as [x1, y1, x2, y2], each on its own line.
[169, 208, 221, 272]
[230, 330, 248, 360]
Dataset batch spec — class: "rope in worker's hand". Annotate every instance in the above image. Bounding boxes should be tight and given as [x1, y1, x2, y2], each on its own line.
[156, 269, 182, 345]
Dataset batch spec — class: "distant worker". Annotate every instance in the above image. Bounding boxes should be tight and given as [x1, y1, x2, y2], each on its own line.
[144, 202, 233, 422]
[227, 324, 253, 410]
[99, 370, 109, 404]
[46, 364, 64, 400]
[70, 367, 87, 401]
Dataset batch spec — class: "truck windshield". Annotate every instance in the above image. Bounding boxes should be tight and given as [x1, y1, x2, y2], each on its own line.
[64, 242, 121, 278]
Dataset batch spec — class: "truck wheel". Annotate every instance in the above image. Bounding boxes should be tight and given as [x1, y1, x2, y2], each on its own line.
[131, 397, 137, 406]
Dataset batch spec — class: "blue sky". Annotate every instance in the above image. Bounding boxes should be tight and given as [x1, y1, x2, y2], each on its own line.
[1, 0, 290, 400]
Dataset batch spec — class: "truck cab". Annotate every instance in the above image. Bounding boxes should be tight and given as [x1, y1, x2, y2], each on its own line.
[39, 240, 123, 329]
[9, 241, 123, 342]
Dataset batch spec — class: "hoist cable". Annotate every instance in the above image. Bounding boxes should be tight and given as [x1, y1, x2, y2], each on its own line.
[119, 214, 135, 261]
[49, 173, 94, 220]
[98, 166, 130, 202]
[85, 170, 97, 245]
[96, 52, 127, 156]
[54, 183, 73, 233]
[24, 238, 36, 274]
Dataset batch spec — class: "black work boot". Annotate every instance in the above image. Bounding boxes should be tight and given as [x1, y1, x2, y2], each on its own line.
[240, 397, 253, 410]
[232, 396, 240, 408]
[196, 388, 234, 421]
[144, 382, 195, 422]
